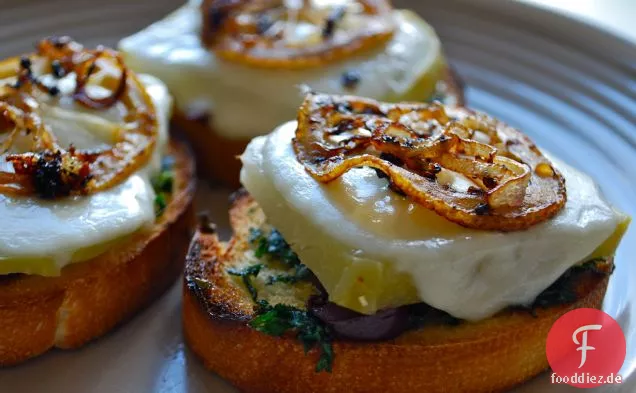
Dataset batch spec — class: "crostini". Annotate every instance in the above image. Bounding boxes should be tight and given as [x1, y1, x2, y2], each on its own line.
[119, 0, 464, 186]
[183, 93, 629, 392]
[0, 37, 196, 366]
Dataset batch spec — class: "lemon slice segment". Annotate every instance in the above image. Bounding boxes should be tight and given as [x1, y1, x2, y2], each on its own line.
[201, 0, 395, 69]
[589, 212, 631, 260]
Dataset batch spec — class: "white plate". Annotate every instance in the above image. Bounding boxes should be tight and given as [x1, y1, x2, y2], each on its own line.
[0, 0, 635, 392]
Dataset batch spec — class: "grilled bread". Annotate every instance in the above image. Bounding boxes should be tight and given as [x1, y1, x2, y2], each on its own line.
[0, 139, 196, 366]
[172, 68, 465, 188]
[183, 190, 611, 393]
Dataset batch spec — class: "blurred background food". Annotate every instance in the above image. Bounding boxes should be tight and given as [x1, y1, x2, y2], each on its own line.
[0, 0, 634, 59]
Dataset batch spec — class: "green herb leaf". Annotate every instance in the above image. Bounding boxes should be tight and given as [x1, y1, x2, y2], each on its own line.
[266, 264, 311, 285]
[255, 299, 273, 313]
[245, 229, 332, 372]
[250, 304, 295, 336]
[250, 303, 334, 373]
[315, 342, 334, 373]
[249, 228, 301, 266]
[154, 193, 167, 217]
[152, 170, 174, 193]
[228, 264, 264, 302]
[572, 258, 615, 275]
[151, 158, 175, 217]
[248, 228, 264, 244]
[248, 228, 310, 285]
[526, 258, 613, 313]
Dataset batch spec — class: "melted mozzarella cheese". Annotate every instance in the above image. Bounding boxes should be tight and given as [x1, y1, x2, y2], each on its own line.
[118, 1, 445, 139]
[0, 74, 172, 275]
[241, 122, 624, 320]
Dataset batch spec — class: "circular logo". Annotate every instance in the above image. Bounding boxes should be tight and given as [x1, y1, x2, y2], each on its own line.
[546, 308, 626, 388]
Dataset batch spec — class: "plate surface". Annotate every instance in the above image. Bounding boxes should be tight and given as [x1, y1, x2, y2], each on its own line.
[0, 0, 635, 392]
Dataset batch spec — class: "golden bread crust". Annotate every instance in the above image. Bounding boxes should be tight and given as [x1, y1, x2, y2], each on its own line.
[0, 138, 196, 366]
[183, 191, 610, 393]
[171, 68, 465, 188]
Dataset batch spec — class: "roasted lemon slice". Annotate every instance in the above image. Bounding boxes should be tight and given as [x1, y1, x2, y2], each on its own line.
[293, 93, 567, 231]
[0, 37, 157, 198]
[201, 0, 395, 69]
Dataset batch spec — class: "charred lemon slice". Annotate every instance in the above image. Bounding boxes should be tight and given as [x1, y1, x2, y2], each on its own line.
[293, 93, 567, 231]
[0, 37, 157, 198]
[200, 0, 395, 69]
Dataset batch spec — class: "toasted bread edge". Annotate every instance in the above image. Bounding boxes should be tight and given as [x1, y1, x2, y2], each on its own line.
[183, 191, 610, 393]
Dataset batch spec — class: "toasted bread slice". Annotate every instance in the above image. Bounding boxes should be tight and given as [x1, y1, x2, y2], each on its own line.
[183, 190, 611, 393]
[172, 68, 465, 188]
[0, 138, 196, 367]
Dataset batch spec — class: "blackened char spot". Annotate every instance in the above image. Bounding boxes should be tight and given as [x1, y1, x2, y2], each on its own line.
[467, 186, 485, 196]
[335, 102, 353, 113]
[32, 152, 91, 199]
[482, 176, 498, 189]
[51, 60, 65, 79]
[208, 8, 226, 32]
[341, 70, 361, 90]
[257, 13, 274, 34]
[474, 203, 490, 215]
[33, 153, 69, 199]
[322, 6, 346, 39]
[360, 106, 384, 116]
[421, 162, 441, 181]
[207, 0, 240, 33]
[375, 153, 403, 180]
[19, 57, 32, 70]
[331, 119, 355, 135]
[198, 212, 217, 234]
[49, 36, 72, 48]
[374, 153, 406, 196]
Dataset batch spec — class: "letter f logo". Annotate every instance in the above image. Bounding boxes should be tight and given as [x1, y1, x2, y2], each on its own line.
[546, 309, 626, 388]
[572, 324, 603, 368]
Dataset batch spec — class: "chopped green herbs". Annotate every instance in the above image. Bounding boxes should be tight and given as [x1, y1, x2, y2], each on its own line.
[526, 258, 613, 313]
[154, 193, 167, 217]
[250, 301, 334, 372]
[151, 157, 175, 217]
[228, 264, 264, 302]
[248, 228, 310, 285]
[152, 170, 174, 193]
[266, 264, 311, 285]
[226, 227, 332, 372]
[249, 228, 300, 265]
[573, 258, 615, 275]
